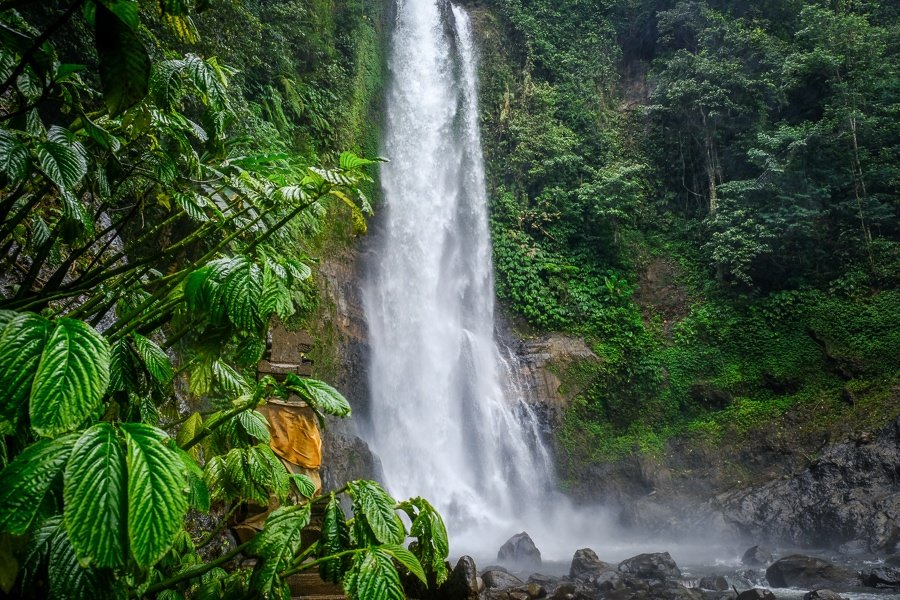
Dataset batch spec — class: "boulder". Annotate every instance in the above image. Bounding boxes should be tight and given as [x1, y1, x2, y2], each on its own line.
[569, 548, 614, 580]
[436, 555, 480, 600]
[736, 589, 776, 600]
[765, 555, 858, 589]
[803, 591, 846, 600]
[698, 576, 729, 591]
[498, 532, 542, 570]
[527, 582, 547, 598]
[742, 546, 773, 567]
[860, 566, 900, 588]
[484, 569, 524, 590]
[618, 552, 681, 580]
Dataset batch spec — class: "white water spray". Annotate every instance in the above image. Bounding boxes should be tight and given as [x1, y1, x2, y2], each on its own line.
[363, 0, 559, 556]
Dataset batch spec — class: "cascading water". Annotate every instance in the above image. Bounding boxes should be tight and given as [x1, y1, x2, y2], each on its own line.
[363, 0, 559, 556]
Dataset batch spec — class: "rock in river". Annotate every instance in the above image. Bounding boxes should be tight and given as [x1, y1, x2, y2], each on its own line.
[860, 566, 900, 588]
[765, 555, 858, 588]
[618, 552, 682, 580]
[742, 545, 774, 567]
[570, 548, 613, 580]
[498, 532, 542, 570]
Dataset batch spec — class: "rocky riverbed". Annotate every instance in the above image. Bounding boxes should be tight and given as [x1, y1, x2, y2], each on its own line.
[409, 531, 900, 600]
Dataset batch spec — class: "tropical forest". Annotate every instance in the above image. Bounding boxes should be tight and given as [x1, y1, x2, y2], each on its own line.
[0, 0, 897, 599]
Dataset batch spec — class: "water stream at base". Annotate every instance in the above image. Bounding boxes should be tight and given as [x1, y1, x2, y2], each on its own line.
[362, 0, 571, 557]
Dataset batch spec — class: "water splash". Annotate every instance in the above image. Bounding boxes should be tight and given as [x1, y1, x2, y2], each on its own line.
[363, 0, 560, 556]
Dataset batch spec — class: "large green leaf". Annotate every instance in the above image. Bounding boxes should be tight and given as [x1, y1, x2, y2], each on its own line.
[284, 375, 351, 418]
[381, 544, 427, 586]
[223, 256, 263, 330]
[0, 128, 29, 184]
[0, 313, 49, 434]
[95, 2, 151, 114]
[399, 497, 449, 584]
[121, 423, 188, 567]
[261, 265, 294, 320]
[343, 548, 405, 600]
[317, 494, 351, 583]
[133, 333, 174, 384]
[24, 517, 108, 600]
[108, 338, 139, 394]
[249, 504, 311, 597]
[63, 423, 126, 568]
[176, 447, 209, 512]
[347, 481, 405, 546]
[30, 318, 111, 438]
[0, 435, 78, 534]
[36, 127, 88, 190]
[237, 409, 270, 443]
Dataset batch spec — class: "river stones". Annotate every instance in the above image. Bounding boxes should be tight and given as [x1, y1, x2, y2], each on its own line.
[484, 569, 525, 589]
[765, 555, 858, 588]
[803, 590, 846, 600]
[498, 531, 542, 570]
[618, 551, 682, 580]
[698, 575, 729, 591]
[736, 589, 776, 600]
[742, 545, 773, 567]
[861, 565, 900, 587]
[570, 548, 614, 580]
[436, 555, 481, 599]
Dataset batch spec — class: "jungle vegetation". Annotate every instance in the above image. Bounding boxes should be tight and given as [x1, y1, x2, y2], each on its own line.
[0, 1, 446, 599]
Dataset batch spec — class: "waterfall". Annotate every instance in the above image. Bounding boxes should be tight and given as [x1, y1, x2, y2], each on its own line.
[362, 0, 558, 556]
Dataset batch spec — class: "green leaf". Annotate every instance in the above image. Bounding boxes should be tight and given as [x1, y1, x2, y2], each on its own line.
[28, 517, 109, 600]
[261, 265, 294, 320]
[317, 494, 350, 583]
[121, 423, 189, 567]
[249, 504, 311, 597]
[30, 318, 111, 438]
[381, 544, 427, 586]
[174, 191, 209, 222]
[63, 423, 126, 568]
[0, 128, 29, 184]
[96, 2, 151, 114]
[290, 473, 316, 499]
[36, 130, 88, 190]
[0, 435, 78, 534]
[175, 412, 203, 453]
[108, 338, 139, 394]
[0, 313, 49, 434]
[347, 481, 405, 546]
[284, 376, 351, 418]
[97, 0, 140, 29]
[133, 333, 174, 384]
[212, 360, 250, 394]
[344, 548, 405, 600]
[237, 410, 270, 443]
[176, 447, 209, 512]
[223, 256, 263, 330]
[338, 151, 376, 171]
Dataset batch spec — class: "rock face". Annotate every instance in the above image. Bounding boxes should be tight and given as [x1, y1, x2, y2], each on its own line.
[617, 552, 681, 581]
[721, 417, 900, 552]
[436, 556, 481, 600]
[498, 532, 542, 570]
[803, 591, 846, 600]
[861, 566, 900, 588]
[570, 548, 613, 580]
[736, 589, 776, 600]
[742, 545, 773, 567]
[765, 555, 859, 589]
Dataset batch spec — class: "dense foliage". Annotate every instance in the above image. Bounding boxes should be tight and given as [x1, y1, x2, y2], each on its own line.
[471, 0, 899, 465]
[0, 1, 446, 599]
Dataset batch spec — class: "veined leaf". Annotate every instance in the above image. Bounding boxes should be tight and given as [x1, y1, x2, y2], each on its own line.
[96, 2, 151, 114]
[29, 517, 108, 600]
[261, 266, 294, 320]
[0, 435, 78, 534]
[108, 338, 139, 394]
[0, 128, 29, 184]
[290, 474, 316, 499]
[249, 504, 311, 597]
[163, 14, 199, 44]
[133, 333, 174, 384]
[223, 256, 263, 330]
[343, 548, 405, 600]
[175, 412, 203, 454]
[212, 360, 250, 394]
[338, 151, 376, 171]
[237, 410, 270, 443]
[0, 313, 49, 434]
[36, 132, 88, 190]
[381, 544, 427, 586]
[97, 0, 139, 29]
[399, 497, 449, 584]
[347, 481, 405, 546]
[284, 375, 351, 418]
[121, 423, 188, 567]
[63, 423, 126, 568]
[176, 447, 209, 512]
[317, 494, 350, 583]
[174, 191, 209, 222]
[30, 318, 111, 438]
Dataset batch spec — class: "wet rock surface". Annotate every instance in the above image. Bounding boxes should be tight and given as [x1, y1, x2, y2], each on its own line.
[765, 555, 859, 589]
[498, 532, 543, 570]
[802, 590, 847, 600]
[860, 565, 900, 588]
[617, 552, 681, 581]
[742, 546, 773, 567]
[570, 548, 614, 580]
[735, 589, 776, 600]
